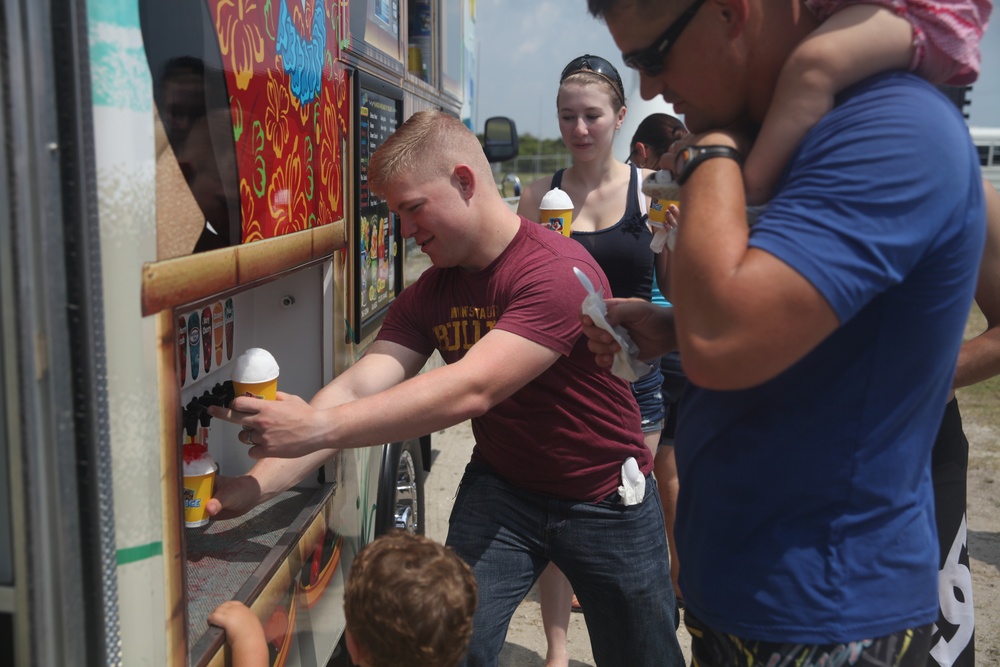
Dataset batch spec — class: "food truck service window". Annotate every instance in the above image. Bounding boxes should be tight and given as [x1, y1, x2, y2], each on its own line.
[351, 71, 404, 344]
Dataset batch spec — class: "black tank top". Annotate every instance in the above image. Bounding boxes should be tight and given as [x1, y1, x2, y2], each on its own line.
[552, 166, 654, 300]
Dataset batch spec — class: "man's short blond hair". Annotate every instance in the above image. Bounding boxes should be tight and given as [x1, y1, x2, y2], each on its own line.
[369, 110, 491, 197]
[343, 530, 478, 667]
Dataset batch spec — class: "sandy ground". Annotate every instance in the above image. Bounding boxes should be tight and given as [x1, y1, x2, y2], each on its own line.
[962, 414, 1000, 665]
[424, 413, 1000, 666]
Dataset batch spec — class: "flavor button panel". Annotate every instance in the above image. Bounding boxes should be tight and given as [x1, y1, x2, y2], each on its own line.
[178, 297, 236, 387]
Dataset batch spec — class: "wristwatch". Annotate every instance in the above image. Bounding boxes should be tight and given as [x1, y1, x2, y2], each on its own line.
[674, 145, 743, 186]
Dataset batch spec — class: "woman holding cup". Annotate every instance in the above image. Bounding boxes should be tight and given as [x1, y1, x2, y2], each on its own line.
[517, 55, 672, 667]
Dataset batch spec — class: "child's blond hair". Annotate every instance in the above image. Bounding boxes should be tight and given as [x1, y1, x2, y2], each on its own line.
[344, 530, 477, 667]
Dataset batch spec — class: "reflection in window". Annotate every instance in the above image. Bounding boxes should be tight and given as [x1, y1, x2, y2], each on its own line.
[142, 0, 240, 259]
[140, 0, 351, 261]
[441, 0, 463, 95]
[407, 0, 432, 81]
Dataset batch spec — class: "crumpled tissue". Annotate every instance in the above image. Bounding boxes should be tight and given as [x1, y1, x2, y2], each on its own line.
[574, 267, 652, 383]
[618, 456, 645, 506]
[649, 221, 675, 253]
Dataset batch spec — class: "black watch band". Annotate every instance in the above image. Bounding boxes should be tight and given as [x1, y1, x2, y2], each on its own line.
[675, 145, 743, 186]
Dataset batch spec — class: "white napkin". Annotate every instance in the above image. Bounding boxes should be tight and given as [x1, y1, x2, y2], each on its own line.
[574, 267, 652, 382]
[618, 456, 645, 506]
[649, 221, 671, 253]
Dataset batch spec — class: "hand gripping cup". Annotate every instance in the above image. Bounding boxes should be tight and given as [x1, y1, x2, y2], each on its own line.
[182, 442, 216, 528]
[231, 347, 280, 400]
[539, 187, 574, 236]
[642, 171, 682, 253]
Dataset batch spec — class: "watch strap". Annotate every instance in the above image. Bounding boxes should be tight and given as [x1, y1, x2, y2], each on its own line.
[675, 145, 743, 186]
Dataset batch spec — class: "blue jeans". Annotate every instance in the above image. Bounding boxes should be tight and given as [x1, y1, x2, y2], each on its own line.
[446, 462, 684, 666]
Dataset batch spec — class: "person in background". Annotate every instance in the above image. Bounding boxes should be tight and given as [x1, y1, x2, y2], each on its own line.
[627, 112, 688, 172]
[208, 109, 684, 667]
[931, 178, 1000, 667]
[343, 530, 477, 667]
[582, 0, 985, 663]
[208, 601, 268, 667]
[627, 112, 689, 615]
[517, 55, 674, 667]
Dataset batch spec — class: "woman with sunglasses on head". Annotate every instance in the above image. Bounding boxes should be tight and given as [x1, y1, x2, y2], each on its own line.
[518, 55, 676, 667]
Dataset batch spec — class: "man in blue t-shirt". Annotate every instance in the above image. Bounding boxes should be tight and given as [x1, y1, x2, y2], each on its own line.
[582, 0, 986, 664]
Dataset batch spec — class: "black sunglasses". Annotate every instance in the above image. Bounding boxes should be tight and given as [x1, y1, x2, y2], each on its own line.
[560, 54, 626, 106]
[621, 0, 707, 76]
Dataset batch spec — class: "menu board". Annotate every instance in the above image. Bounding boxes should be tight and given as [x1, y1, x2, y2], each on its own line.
[352, 72, 404, 343]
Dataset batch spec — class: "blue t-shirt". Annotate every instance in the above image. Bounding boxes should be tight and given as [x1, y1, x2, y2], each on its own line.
[675, 73, 985, 643]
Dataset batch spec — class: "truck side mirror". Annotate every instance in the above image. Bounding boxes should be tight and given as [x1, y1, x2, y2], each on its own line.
[483, 116, 518, 163]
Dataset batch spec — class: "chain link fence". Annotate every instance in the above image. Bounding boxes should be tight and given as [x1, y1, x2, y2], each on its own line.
[491, 154, 573, 203]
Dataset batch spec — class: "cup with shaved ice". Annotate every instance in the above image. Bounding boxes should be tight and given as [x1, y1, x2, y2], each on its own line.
[641, 169, 682, 202]
[183, 442, 216, 528]
[642, 172, 681, 253]
[539, 187, 574, 236]
[231, 347, 280, 400]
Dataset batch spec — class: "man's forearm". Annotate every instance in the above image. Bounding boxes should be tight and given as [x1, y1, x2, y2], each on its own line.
[249, 450, 336, 500]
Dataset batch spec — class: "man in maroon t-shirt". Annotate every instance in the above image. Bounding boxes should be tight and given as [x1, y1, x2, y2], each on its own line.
[209, 110, 683, 667]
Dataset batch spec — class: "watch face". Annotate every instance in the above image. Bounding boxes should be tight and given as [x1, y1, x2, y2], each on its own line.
[676, 146, 699, 180]
[675, 145, 742, 185]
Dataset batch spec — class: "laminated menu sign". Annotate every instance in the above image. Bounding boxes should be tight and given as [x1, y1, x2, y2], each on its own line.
[352, 72, 404, 342]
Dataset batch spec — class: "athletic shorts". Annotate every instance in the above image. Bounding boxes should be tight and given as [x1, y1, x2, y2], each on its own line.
[659, 352, 687, 444]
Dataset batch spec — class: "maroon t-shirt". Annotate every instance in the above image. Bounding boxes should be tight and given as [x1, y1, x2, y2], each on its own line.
[377, 218, 650, 502]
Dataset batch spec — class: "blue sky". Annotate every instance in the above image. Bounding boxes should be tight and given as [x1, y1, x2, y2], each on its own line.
[474, 0, 1000, 139]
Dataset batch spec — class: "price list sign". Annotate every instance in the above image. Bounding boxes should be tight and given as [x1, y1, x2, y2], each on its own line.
[352, 72, 404, 342]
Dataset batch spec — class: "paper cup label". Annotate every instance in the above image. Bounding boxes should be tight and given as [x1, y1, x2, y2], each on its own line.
[183, 471, 216, 528]
[540, 209, 573, 236]
[232, 377, 278, 400]
[648, 199, 666, 225]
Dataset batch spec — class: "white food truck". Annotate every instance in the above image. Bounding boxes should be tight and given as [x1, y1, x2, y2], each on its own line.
[0, 0, 516, 665]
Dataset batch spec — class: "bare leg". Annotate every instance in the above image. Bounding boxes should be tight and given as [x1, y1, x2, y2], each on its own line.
[654, 444, 681, 599]
[540, 563, 573, 667]
[743, 5, 914, 205]
[644, 429, 661, 459]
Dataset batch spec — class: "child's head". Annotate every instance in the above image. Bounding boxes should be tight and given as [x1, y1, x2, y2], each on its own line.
[343, 530, 477, 667]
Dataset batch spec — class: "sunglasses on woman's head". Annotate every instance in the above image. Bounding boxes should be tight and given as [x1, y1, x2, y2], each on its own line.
[560, 54, 626, 106]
